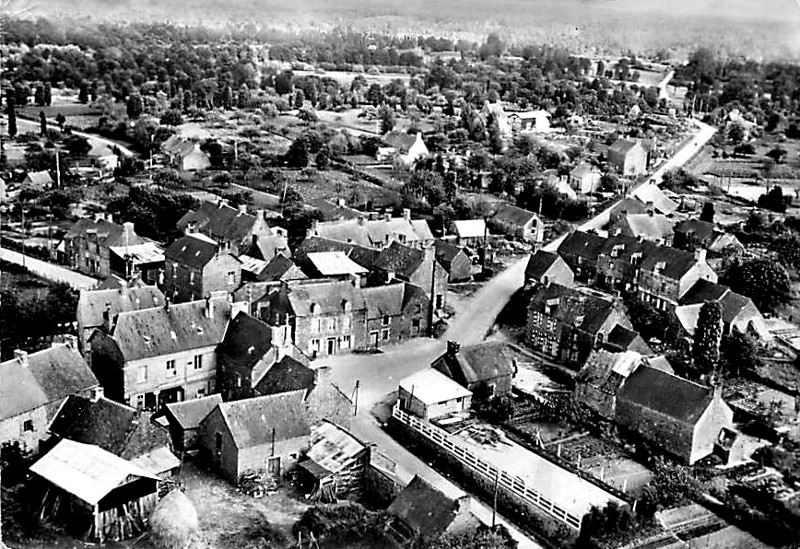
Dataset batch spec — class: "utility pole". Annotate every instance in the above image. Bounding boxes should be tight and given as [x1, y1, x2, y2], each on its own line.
[55, 147, 61, 188]
[491, 469, 499, 530]
[20, 207, 26, 268]
[352, 380, 360, 416]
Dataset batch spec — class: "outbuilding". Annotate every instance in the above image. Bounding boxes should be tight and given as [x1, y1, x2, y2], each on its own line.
[398, 368, 473, 420]
[298, 421, 370, 502]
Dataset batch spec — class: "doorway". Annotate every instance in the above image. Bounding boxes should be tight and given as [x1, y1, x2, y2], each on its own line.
[326, 338, 336, 355]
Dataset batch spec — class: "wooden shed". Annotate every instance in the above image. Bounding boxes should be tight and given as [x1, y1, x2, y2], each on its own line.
[298, 421, 370, 502]
[30, 439, 160, 542]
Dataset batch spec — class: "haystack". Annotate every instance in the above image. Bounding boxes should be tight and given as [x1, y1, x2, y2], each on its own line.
[149, 490, 200, 549]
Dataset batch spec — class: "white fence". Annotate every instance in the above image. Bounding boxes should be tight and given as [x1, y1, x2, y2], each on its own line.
[392, 405, 582, 530]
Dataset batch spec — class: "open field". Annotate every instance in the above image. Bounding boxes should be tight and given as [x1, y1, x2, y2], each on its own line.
[32, 0, 800, 60]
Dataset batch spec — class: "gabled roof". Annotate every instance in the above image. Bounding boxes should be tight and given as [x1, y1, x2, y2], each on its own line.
[639, 245, 701, 280]
[388, 475, 468, 539]
[620, 213, 675, 242]
[492, 203, 537, 227]
[619, 366, 717, 424]
[1, 345, 99, 421]
[107, 297, 231, 362]
[362, 283, 405, 319]
[528, 283, 623, 334]
[77, 285, 165, 330]
[253, 355, 316, 397]
[176, 202, 258, 247]
[435, 341, 516, 386]
[259, 254, 308, 282]
[558, 230, 606, 260]
[631, 184, 679, 215]
[294, 237, 378, 272]
[674, 219, 716, 242]
[108, 241, 165, 265]
[213, 392, 310, 449]
[308, 217, 433, 249]
[608, 139, 643, 156]
[30, 439, 160, 506]
[610, 197, 649, 217]
[285, 279, 366, 317]
[306, 198, 362, 221]
[165, 394, 223, 430]
[25, 170, 54, 186]
[399, 368, 473, 405]
[66, 218, 147, 248]
[606, 325, 652, 354]
[382, 131, 419, 152]
[164, 233, 220, 269]
[453, 219, 486, 239]
[303, 421, 367, 478]
[433, 239, 466, 268]
[306, 251, 369, 277]
[217, 311, 275, 375]
[525, 250, 564, 281]
[374, 242, 427, 278]
[680, 279, 731, 305]
[48, 394, 171, 460]
[570, 163, 600, 179]
[577, 349, 644, 389]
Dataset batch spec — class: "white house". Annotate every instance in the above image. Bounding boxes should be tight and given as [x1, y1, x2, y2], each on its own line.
[398, 368, 473, 420]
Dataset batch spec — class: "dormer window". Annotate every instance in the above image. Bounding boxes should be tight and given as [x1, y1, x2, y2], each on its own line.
[342, 299, 351, 313]
[310, 303, 319, 315]
[630, 252, 642, 266]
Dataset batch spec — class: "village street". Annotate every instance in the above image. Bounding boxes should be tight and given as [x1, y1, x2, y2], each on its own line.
[0, 245, 98, 290]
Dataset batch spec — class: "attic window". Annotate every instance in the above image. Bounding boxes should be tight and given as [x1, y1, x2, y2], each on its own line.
[248, 345, 255, 354]
[170, 330, 177, 340]
[143, 334, 152, 343]
[342, 300, 351, 312]
[181, 245, 187, 252]
[310, 303, 319, 315]
[196, 326, 204, 334]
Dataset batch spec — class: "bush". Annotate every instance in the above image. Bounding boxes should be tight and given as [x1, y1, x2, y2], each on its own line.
[292, 504, 388, 545]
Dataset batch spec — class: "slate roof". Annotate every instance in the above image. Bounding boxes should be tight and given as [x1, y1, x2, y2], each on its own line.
[214, 392, 310, 449]
[619, 366, 716, 424]
[77, 286, 165, 330]
[631, 184, 679, 215]
[382, 131, 418, 152]
[433, 239, 465, 269]
[253, 355, 316, 397]
[176, 201, 257, 247]
[525, 250, 561, 281]
[674, 219, 716, 243]
[608, 139, 641, 156]
[388, 475, 467, 539]
[294, 237, 379, 271]
[362, 283, 405, 318]
[285, 279, 366, 317]
[680, 279, 731, 305]
[620, 213, 675, 242]
[259, 255, 307, 282]
[577, 349, 643, 392]
[164, 233, 220, 269]
[107, 297, 231, 362]
[306, 198, 362, 221]
[308, 217, 433, 249]
[435, 341, 516, 386]
[66, 218, 147, 247]
[492, 203, 537, 227]
[1, 345, 99, 421]
[606, 325, 652, 354]
[217, 312, 275, 375]
[639, 245, 700, 280]
[529, 283, 622, 335]
[49, 395, 170, 460]
[165, 394, 223, 430]
[558, 230, 606, 260]
[374, 242, 427, 278]
[610, 197, 649, 217]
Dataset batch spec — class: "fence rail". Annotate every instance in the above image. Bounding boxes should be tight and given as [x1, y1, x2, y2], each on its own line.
[392, 405, 582, 530]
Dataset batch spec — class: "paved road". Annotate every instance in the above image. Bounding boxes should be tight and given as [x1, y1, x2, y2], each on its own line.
[16, 117, 136, 158]
[0, 246, 98, 290]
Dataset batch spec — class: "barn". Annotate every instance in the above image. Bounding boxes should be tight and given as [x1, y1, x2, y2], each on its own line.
[298, 421, 370, 502]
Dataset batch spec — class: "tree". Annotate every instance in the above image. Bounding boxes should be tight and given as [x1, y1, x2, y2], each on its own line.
[315, 149, 329, 170]
[378, 105, 395, 134]
[43, 83, 52, 106]
[160, 109, 184, 127]
[39, 110, 47, 136]
[771, 232, 800, 269]
[758, 185, 789, 213]
[692, 301, 723, 376]
[424, 525, 517, 549]
[294, 89, 305, 109]
[274, 70, 294, 96]
[64, 135, 92, 157]
[700, 201, 715, 223]
[726, 259, 792, 313]
[767, 146, 788, 164]
[727, 122, 746, 144]
[126, 93, 143, 119]
[479, 33, 505, 60]
[285, 137, 309, 168]
[721, 329, 762, 377]
[78, 82, 89, 104]
[55, 112, 66, 131]
[6, 96, 16, 138]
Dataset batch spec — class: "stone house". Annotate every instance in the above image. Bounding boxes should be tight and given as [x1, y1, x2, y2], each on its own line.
[379, 131, 429, 165]
[361, 282, 431, 347]
[163, 394, 223, 452]
[607, 139, 648, 176]
[525, 250, 574, 288]
[76, 282, 165, 353]
[164, 233, 242, 303]
[373, 242, 448, 310]
[306, 210, 434, 250]
[432, 341, 516, 400]
[616, 366, 734, 464]
[433, 240, 473, 283]
[631, 183, 679, 215]
[258, 255, 309, 282]
[556, 230, 607, 282]
[61, 216, 149, 279]
[263, 279, 368, 358]
[177, 201, 290, 259]
[508, 110, 551, 133]
[198, 391, 311, 482]
[161, 136, 211, 171]
[87, 295, 234, 410]
[490, 203, 543, 244]
[526, 283, 635, 369]
[673, 219, 744, 256]
[0, 344, 99, 454]
[637, 248, 718, 311]
[608, 212, 675, 246]
[569, 163, 603, 194]
[293, 236, 379, 273]
[216, 311, 311, 401]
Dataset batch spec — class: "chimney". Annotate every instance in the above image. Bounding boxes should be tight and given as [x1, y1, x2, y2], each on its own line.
[694, 248, 707, 262]
[237, 204, 248, 215]
[337, 197, 346, 207]
[90, 386, 104, 402]
[14, 350, 28, 367]
[358, 216, 366, 226]
[123, 221, 135, 237]
[164, 296, 171, 312]
[351, 273, 361, 288]
[384, 212, 392, 222]
[447, 340, 461, 356]
[102, 303, 112, 332]
[403, 208, 411, 223]
[205, 295, 214, 318]
[648, 209, 654, 217]
[118, 279, 128, 295]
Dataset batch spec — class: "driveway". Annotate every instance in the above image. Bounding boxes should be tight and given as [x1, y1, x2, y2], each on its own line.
[0, 246, 98, 290]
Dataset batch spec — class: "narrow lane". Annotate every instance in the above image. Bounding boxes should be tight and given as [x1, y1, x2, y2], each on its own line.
[0, 246, 98, 290]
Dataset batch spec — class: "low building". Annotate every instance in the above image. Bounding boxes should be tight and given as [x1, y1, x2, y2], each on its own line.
[198, 392, 311, 482]
[23, 170, 53, 191]
[304, 251, 369, 281]
[163, 394, 223, 453]
[29, 439, 161, 542]
[616, 367, 734, 464]
[379, 131, 429, 165]
[108, 240, 165, 284]
[258, 255, 308, 282]
[607, 139, 648, 176]
[76, 282, 165, 353]
[88, 294, 233, 409]
[164, 233, 242, 303]
[673, 219, 744, 255]
[490, 203, 543, 244]
[569, 163, 603, 194]
[293, 236, 379, 273]
[433, 240, 473, 282]
[525, 250, 574, 288]
[161, 135, 211, 171]
[1, 345, 99, 454]
[386, 475, 480, 547]
[298, 421, 370, 502]
[527, 283, 634, 368]
[398, 368, 473, 420]
[605, 325, 653, 354]
[509, 110, 551, 133]
[306, 211, 434, 250]
[432, 341, 516, 400]
[631, 183, 679, 215]
[47, 393, 179, 478]
[452, 219, 487, 247]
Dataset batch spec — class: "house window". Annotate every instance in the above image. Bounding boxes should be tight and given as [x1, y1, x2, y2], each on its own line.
[137, 365, 148, 383]
[136, 394, 144, 408]
[382, 315, 391, 326]
[196, 387, 206, 398]
[381, 328, 390, 341]
[172, 264, 177, 278]
[226, 270, 236, 285]
[215, 432, 223, 454]
[411, 318, 421, 334]
[328, 318, 337, 332]
[236, 374, 242, 388]
[189, 271, 195, 284]
[343, 316, 351, 330]
[341, 335, 351, 349]
[310, 339, 320, 353]
[194, 355, 203, 370]
[166, 359, 176, 377]
[22, 419, 33, 433]
[314, 318, 322, 333]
